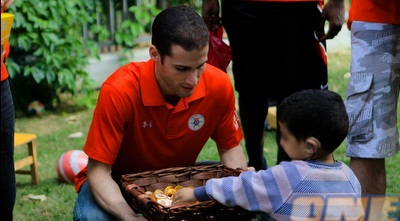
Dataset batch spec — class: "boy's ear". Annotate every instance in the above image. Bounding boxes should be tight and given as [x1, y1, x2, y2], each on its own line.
[305, 137, 321, 154]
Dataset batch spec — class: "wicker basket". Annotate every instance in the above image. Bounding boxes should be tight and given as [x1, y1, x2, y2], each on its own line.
[121, 164, 257, 221]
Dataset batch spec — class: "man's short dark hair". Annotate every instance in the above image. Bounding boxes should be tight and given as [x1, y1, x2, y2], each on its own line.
[151, 5, 209, 61]
[277, 89, 349, 153]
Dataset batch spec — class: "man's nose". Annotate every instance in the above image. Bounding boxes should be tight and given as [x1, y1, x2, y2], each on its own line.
[186, 70, 199, 86]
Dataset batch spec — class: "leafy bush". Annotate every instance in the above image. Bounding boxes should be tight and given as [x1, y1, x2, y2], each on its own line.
[6, 0, 104, 113]
[112, 0, 162, 64]
[5, 0, 201, 114]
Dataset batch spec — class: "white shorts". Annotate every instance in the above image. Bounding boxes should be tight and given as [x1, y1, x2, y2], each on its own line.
[345, 21, 400, 158]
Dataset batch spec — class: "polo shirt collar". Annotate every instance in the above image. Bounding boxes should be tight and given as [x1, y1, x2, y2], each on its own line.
[140, 59, 205, 110]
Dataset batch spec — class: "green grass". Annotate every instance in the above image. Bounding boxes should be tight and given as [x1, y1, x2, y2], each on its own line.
[13, 48, 400, 220]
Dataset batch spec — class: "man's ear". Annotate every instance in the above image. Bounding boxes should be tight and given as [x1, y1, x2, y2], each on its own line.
[305, 137, 321, 154]
[149, 45, 159, 61]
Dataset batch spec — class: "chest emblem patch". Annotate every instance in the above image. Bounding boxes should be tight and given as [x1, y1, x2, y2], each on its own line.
[188, 114, 205, 131]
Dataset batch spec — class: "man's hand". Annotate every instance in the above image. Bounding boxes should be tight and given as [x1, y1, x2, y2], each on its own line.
[87, 158, 148, 221]
[131, 215, 148, 221]
[1, 0, 14, 11]
[318, 0, 345, 41]
[202, 0, 220, 31]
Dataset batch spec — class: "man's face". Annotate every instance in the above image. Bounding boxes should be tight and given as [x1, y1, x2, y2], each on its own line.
[153, 44, 208, 98]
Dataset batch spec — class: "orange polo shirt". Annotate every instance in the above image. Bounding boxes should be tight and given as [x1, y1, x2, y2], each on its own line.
[75, 59, 243, 191]
[348, 0, 400, 29]
[1, 62, 8, 81]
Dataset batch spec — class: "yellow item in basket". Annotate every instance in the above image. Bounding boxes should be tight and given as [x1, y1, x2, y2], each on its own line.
[164, 189, 176, 197]
[1, 13, 14, 62]
[153, 189, 163, 195]
[174, 185, 183, 191]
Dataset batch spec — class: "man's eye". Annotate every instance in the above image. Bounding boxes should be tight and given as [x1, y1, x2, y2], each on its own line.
[176, 66, 188, 71]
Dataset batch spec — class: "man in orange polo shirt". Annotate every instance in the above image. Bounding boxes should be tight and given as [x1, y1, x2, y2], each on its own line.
[73, 5, 247, 221]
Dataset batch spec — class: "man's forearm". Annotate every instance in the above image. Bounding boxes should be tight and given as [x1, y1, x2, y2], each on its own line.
[219, 145, 248, 169]
[88, 173, 136, 220]
[87, 158, 138, 220]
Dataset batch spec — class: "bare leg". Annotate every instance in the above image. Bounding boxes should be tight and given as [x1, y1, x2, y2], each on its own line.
[350, 157, 386, 195]
[350, 157, 386, 220]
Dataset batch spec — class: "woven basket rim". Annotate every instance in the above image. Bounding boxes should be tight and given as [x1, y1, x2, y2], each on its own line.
[121, 164, 256, 220]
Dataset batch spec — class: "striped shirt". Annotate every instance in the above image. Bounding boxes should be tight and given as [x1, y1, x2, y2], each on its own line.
[194, 160, 364, 220]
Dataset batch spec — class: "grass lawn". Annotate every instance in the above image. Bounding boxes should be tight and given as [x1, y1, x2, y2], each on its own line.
[12, 47, 400, 220]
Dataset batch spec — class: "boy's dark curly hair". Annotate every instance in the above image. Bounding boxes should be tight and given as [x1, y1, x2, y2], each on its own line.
[277, 89, 349, 153]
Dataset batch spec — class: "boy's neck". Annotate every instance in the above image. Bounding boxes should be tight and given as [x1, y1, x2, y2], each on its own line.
[315, 153, 336, 164]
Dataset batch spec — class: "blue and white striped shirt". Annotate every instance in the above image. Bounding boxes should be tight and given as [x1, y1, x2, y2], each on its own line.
[194, 160, 364, 220]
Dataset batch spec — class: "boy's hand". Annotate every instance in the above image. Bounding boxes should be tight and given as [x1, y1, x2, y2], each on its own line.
[172, 188, 197, 205]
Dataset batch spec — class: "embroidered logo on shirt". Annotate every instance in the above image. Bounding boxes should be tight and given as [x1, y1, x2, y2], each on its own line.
[143, 121, 153, 128]
[188, 114, 204, 131]
[233, 111, 240, 130]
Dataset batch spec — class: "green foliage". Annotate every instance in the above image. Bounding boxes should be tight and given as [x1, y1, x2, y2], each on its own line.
[111, 0, 200, 65]
[6, 0, 104, 113]
[115, 0, 162, 64]
[162, 0, 202, 10]
[5, 0, 204, 114]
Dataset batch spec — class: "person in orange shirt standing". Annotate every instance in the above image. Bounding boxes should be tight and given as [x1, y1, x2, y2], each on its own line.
[1, 0, 15, 221]
[345, 0, 400, 197]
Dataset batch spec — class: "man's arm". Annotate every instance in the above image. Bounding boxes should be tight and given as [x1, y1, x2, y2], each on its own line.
[218, 144, 247, 169]
[86, 158, 147, 221]
[319, 0, 345, 41]
[1, 0, 14, 11]
[202, 0, 220, 31]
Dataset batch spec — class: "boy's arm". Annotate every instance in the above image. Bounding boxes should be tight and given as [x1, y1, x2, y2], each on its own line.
[174, 170, 274, 212]
[174, 162, 303, 213]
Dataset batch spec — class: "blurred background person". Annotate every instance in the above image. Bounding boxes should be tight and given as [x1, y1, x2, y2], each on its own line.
[1, 0, 16, 221]
[202, 0, 345, 171]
